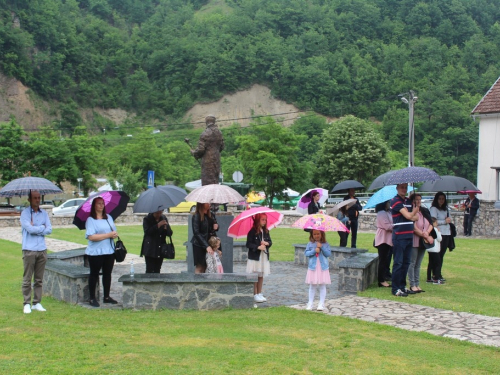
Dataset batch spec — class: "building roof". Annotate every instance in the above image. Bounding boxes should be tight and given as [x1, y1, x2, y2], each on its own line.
[471, 75, 500, 114]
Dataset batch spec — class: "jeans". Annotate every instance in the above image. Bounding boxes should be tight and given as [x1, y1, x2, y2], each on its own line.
[391, 236, 413, 294]
[408, 247, 426, 287]
[22, 250, 47, 305]
[347, 218, 358, 248]
[376, 243, 392, 283]
[465, 213, 476, 235]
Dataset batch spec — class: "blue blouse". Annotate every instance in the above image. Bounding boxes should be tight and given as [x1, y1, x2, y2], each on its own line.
[85, 216, 116, 256]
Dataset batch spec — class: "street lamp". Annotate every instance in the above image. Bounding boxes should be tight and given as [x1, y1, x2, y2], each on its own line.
[77, 178, 82, 197]
[399, 91, 418, 167]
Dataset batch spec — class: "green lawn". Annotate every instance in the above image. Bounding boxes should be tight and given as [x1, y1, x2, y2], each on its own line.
[1, 238, 500, 374]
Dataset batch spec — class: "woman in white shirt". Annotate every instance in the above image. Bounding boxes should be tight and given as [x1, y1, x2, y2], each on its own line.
[429, 192, 451, 282]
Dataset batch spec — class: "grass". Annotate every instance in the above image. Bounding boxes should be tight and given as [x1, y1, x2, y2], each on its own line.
[1, 239, 500, 374]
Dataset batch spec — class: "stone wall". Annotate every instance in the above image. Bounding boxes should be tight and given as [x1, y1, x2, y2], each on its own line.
[338, 253, 379, 293]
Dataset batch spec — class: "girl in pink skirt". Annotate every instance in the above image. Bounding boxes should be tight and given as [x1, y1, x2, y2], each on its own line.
[305, 230, 332, 311]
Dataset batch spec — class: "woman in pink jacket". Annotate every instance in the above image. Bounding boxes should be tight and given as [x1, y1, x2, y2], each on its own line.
[374, 201, 393, 287]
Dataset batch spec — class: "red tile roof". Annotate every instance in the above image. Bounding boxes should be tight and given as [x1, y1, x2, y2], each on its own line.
[472, 75, 500, 114]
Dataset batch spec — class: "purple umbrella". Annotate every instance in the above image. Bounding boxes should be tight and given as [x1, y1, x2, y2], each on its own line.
[296, 188, 329, 215]
[73, 190, 130, 230]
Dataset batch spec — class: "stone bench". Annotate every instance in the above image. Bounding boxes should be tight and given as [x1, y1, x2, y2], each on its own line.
[337, 253, 379, 293]
[294, 244, 368, 269]
[233, 241, 247, 262]
[119, 273, 257, 310]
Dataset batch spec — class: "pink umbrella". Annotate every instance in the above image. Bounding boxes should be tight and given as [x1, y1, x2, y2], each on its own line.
[296, 188, 329, 215]
[292, 214, 349, 232]
[227, 207, 284, 238]
[73, 191, 130, 230]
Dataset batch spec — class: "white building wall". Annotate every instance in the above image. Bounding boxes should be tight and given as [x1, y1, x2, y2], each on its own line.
[477, 114, 500, 201]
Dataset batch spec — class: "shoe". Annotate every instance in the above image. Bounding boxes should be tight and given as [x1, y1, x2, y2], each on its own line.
[306, 303, 313, 311]
[433, 279, 444, 285]
[317, 304, 324, 311]
[393, 289, 408, 297]
[410, 287, 420, 293]
[23, 304, 31, 314]
[89, 299, 100, 307]
[378, 282, 391, 288]
[103, 297, 118, 304]
[258, 294, 267, 302]
[31, 303, 46, 312]
[440, 278, 446, 282]
[426, 279, 433, 283]
[418, 289, 425, 293]
[254, 294, 265, 303]
[404, 288, 417, 295]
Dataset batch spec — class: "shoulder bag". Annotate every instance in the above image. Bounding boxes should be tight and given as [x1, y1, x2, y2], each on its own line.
[106, 219, 127, 262]
[161, 236, 175, 259]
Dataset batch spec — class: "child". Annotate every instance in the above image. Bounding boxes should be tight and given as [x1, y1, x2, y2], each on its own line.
[426, 218, 444, 285]
[304, 230, 332, 311]
[205, 236, 223, 274]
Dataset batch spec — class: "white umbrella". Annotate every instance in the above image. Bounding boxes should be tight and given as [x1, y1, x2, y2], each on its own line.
[185, 184, 245, 204]
[326, 198, 357, 216]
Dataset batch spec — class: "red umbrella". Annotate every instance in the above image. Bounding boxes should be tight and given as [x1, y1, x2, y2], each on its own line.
[227, 207, 284, 239]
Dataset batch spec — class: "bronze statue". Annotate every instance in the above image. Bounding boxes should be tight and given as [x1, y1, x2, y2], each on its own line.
[187, 115, 224, 186]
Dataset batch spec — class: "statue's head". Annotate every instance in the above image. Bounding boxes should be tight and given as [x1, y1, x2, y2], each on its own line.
[205, 115, 216, 126]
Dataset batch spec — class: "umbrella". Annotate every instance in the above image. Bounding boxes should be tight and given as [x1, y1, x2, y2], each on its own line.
[292, 214, 349, 232]
[184, 184, 245, 204]
[326, 198, 358, 216]
[227, 207, 284, 238]
[367, 170, 397, 190]
[331, 180, 365, 193]
[384, 167, 441, 186]
[283, 188, 300, 197]
[133, 185, 187, 213]
[419, 176, 480, 193]
[363, 185, 415, 210]
[296, 188, 329, 215]
[0, 176, 62, 197]
[73, 190, 130, 230]
[458, 189, 482, 194]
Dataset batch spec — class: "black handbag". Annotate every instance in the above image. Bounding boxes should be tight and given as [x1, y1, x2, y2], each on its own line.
[161, 236, 175, 259]
[419, 237, 434, 250]
[447, 211, 457, 238]
[114, 237, 127, 262]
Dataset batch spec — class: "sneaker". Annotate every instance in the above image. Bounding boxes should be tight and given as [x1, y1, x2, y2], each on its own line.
[440, 278, 446, 282]
[317, 304, 324, 311]
[254, 294, 265, 303]
[306, 303, 313, 311]
[433, 279, 444, 285]
[23, 304, 31, 314]
[393, 289, 408, 297]
[258, 294, 267, 302]
[103, 297, 118, 304]
[31, 303, 46, 312]
[89, 299, 100, 307]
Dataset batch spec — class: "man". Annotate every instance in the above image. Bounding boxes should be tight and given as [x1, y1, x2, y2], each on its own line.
[464, 192, 479, 236]
[391, 183, 420, 297]
[343, 188, 362, 248]
[20, 190, 52, 313]
[190, 115, 225, 186]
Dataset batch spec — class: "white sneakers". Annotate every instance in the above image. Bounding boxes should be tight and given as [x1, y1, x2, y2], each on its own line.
[306, 303, 313, 311]
[317, 304, 324, 311]
[31, 303, 46, 312]
[23, 304, 31, 314]
[305, 303, 325, 311]
[254, 294, 266, 303]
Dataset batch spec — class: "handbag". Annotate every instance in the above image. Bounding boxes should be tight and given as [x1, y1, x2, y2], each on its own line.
[161, 236, 175, 259]
[419, 237, 434, 250]
[114, 237, 127, 262]
[447, 210, 457, 238]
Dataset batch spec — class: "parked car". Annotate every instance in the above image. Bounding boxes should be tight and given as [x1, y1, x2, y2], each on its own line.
[41, 200, 55, 207]
[52, 198, 87, 216]
[168, 201, 197, 213]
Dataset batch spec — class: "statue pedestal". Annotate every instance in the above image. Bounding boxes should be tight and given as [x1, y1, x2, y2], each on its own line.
[187, 214, 234, 273]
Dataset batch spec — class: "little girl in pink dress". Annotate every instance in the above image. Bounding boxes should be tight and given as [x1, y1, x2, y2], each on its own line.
[304, 230, 332, 311]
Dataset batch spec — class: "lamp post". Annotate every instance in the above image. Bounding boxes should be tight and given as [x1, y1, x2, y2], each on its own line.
[399, 90, 418, 167]
[77, 178, 82, 197]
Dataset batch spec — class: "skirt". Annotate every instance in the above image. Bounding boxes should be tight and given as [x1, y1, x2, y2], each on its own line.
[193, 245, 207, 268]
[305, 257, 331, 285]
[246, 253, 270, 277]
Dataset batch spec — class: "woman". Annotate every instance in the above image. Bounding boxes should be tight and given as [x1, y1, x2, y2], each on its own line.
[374, 200, 393, 288]
[140, 209, 173, 273]
[246, 213, 272, 303]
[336, 206, 350, 247]
[308, 191, 321, 214]
[408, 194, 433, 293]
[429, 192, 452, 282]
[343, 188, 362, 248]
[85, 197, 119, 307]
[191, 203, 218, 274]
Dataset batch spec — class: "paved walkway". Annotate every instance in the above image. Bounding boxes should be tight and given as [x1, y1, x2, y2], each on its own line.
[2, 228, 500, 348]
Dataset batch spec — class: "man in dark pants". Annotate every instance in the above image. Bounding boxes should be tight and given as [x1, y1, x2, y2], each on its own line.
[343, 188, 362, 248]
[464, 193, 479, 236]
[391, 183, 420, 297]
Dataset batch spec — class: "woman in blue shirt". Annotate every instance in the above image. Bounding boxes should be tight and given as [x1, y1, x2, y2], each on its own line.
[85, 197, 119, 307]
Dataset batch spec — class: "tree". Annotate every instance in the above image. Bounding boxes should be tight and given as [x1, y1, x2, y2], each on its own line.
[314, 115, 390, 188]
[0, 117, 28, 185]
[109, 165, 143, 202]
[237, 117, 304, 208]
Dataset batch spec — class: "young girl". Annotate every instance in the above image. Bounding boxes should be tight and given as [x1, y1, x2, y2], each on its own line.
[426, 218, 444, 285]
[304, 230, 332, 311]
[246, 213, 272, 303]
[205, 236, 223, 274]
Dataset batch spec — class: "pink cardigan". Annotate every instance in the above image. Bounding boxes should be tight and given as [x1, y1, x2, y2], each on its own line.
[375, 211, 393, 247]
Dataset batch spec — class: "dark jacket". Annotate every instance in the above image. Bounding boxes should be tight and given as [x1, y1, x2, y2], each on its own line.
[140, 213, 173, 258]
[246, 227, 272, 261]
[343, 195, 362, 220]
[465, 197, 479, 216]
[308, 201, 320, 214]
[190, 212, 212, 248]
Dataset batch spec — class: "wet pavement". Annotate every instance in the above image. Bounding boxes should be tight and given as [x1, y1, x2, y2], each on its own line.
[2, 227, 499, 348]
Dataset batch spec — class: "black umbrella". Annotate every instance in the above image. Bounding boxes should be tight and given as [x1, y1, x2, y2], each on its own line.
[0, 176, 62, 197]
[419, 176, 479, 193]
[367, 170, 397, 191]
[331, 180, 365, 193]
[133, 185, 187, 213]
[384, 166, 441, 186]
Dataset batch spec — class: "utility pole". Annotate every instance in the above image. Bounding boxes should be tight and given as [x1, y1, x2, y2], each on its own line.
[399, 90, 418, 167]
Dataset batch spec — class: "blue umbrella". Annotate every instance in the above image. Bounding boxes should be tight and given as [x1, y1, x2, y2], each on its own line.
[364, 185, 415, 210]
[384, 167, 441, 186]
